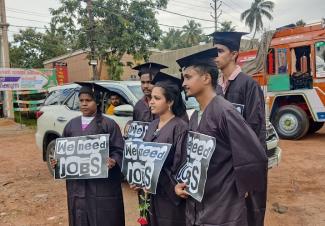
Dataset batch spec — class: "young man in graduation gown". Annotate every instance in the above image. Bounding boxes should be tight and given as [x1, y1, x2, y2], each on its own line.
[210, 31, 268, 226]
[132, 62, 168, 122]
[52, 83, 125, 226]
[175, 48, 268, 226]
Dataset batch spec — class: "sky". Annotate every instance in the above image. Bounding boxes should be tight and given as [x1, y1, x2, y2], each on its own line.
[5, 0, 325, 42]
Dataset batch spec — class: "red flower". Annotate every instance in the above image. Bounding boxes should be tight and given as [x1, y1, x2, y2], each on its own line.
[137, 217, 148, 225]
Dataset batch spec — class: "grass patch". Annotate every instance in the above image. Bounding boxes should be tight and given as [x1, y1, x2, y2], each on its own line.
[14, 112, 37, 129]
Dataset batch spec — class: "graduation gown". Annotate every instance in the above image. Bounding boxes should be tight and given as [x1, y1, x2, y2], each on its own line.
[133, 97, 156, 122]
[143, 117, 187, 226]
[216, 72, 268, 226]
[216, 72, 266, 148]
[186, 96, 268, 226]
[62, 115, 125, 226]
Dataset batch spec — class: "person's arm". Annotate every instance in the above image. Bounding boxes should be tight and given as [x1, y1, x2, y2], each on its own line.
[159, 128, 188, 205]
[244, 81, 265, 134]
[224, 108, 268, 197]
[106, 120, 124, 168]
[51, 120, 72, 168]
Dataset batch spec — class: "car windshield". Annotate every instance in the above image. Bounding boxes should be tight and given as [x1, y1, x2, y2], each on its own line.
[44, 88, 74, 106]
[128, 85, 143, 100]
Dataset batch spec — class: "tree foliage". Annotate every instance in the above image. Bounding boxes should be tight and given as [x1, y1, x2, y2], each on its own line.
[9, 27, 68, 68]
[158, 20, 207, 50]
[49, 0, 167, 80]
[219, 21, 236, 32]
[182, 20, 203, 47]
[9, 0, 167, 80]
[240, 0, 275, 39]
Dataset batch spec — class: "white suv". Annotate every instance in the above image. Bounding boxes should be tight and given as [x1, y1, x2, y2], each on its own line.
[35, 81, 281, 174]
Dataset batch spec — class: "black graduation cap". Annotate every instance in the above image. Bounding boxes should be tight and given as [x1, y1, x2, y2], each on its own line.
[75, 82, 109, 103]
[132, 62, 168, 77]
[209, 31, 248, 51]
[176, 47, 218, 70]
[151, 72, 182, 90]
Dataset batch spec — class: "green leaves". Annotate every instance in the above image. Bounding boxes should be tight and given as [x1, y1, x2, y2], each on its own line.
[219, 21, 236, 32]
[9, 28, 68, 68]
[240, 0, 275, 39]
[158, 20, 206, 50]
[10, 0, 166, 79]
[139, 193, 150, 217]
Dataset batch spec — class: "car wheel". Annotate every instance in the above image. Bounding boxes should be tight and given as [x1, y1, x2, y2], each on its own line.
[46, 140, 56, 176]
[273, 105, 309, 140]
[308, 121, 324, 134]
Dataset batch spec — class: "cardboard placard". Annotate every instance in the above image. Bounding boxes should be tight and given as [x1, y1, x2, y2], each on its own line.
[54, 134, 109, 180]
[122, 140, 171, 194]
[177, 131, 216, 202]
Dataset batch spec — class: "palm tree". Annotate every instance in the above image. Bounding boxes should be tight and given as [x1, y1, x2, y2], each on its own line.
[182, 20, 203, 47]
[240, 0, 275, 39]
[159, 28, 185, 50]
[219, 21, 236, 32]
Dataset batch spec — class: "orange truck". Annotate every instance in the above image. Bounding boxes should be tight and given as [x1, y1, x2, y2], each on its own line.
[240, 20, 325, 139]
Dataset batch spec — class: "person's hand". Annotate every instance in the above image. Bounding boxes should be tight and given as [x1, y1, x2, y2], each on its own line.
[130, 184, 141, 191]
[50, 159, 57, 169]
[106, 158, 116, 169]
[143, 188, 150, 194]
[175, 183, 189, 199]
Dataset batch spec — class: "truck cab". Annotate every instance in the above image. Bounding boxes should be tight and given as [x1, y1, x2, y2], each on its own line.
[241, 20, 325, 139]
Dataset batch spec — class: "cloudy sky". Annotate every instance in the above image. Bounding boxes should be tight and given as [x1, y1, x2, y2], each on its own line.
[5, 0, 325, 41]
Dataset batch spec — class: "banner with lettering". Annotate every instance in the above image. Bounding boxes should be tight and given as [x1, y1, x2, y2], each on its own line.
[0, 68, 57, 90]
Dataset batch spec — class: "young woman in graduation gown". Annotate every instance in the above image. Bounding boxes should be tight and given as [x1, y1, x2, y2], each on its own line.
[175, 48, 268, 226]
[51, 85, 125, 226]
[142, 75, 187, 226]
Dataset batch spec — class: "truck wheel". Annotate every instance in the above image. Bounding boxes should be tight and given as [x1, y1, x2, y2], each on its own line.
[273, 105, 309, 140]
[308, 121, 324, 134]
[46, 140, 56, 176]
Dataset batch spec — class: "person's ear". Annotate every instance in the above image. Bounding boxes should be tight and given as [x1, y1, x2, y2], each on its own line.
[168, 100, 174, 108]
[202, 73, 212, 86]
[232, 51, 238, 61]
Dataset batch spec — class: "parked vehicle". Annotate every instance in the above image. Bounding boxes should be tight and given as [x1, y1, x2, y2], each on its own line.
[239, 20, 325, 139]
[35, 80, 281, 174]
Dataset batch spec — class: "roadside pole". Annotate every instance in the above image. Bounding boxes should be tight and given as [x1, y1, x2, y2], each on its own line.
[0, 0, 13, 118]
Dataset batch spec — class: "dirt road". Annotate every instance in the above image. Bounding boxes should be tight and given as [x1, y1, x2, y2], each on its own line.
[1, 119, 325, 226]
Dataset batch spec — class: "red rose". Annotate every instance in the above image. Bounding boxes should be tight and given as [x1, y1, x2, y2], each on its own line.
[137, 217, 148, 225]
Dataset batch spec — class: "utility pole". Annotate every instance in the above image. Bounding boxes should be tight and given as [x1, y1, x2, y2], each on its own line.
[0, 0, 13, 118]
[86, 0, 98, 80]
[210, 0, 222, 32]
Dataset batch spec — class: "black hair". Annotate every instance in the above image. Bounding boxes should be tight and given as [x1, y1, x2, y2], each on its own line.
[191, 64, 219, 89]
[139, 71, 157, 81]
[78, 88, 104, 133]
[154, 81, 186, 118]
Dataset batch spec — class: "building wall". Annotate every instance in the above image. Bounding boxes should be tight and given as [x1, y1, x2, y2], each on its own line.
[44, 51, 142, 83]
[44, 52, 92, 82]
[149, 40, 258, 75]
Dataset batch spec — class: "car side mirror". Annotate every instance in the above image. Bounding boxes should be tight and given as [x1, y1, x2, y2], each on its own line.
[114, 104, 134, 117]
